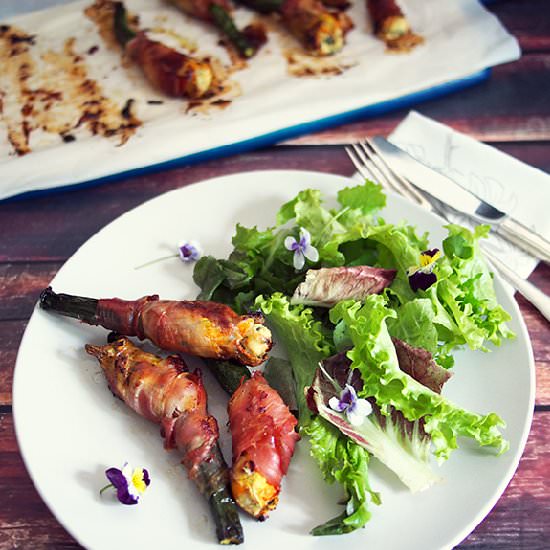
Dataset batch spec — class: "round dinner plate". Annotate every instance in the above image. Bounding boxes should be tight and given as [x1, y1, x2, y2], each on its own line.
[13, 170, 535, 550]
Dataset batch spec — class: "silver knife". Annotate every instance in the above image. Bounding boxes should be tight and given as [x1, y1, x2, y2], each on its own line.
[371, 136, 550, 264]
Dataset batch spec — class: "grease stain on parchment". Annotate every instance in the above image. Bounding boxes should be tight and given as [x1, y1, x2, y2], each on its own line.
[0, 25, 141, 156]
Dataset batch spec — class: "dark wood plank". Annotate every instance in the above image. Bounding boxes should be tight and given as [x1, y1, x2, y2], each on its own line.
[0, 263, 59, 321]
[1, 410, 548, 549]
[0, 321, 26, 407]
[458, 411, 550, 548]
[286, 55, 550, 144]
[1, 143, 549, 262]
[488, 0, 550, 53]
[0, 413, 81, 549]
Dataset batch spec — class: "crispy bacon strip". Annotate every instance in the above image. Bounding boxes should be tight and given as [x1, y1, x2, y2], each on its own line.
[111, 1, 213, 97]
[39, 288, 272, 367]
[125, 32, 213, 97]
[228, 372, 299, 519]
[167, 0, 266, 58]
[281, 0, 352, 55]
[239, 0, 352, 55]
[366, 0, 423, 52]
[86, 336, 243, 544]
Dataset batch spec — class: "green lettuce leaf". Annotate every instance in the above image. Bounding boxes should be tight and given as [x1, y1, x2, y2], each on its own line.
[255, 293, 333, 423]
[330, 295, 509, 461]
[308, 354, 442, 493]
[305, 416, 381, 535]
[437, 224, 515, 349]
[387, 299, 439, 354]
[337, 180, 386, 216]
[192, 181, 389, 310]
[256, 293, 378, 534]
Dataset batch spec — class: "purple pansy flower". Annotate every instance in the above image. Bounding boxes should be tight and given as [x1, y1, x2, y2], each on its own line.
[407, 248, 442, 292]
[284, 227, 319, 271]
[178, 241, 201, 262]
[328, 384, 372, 426]
[100, 463, 151, 505]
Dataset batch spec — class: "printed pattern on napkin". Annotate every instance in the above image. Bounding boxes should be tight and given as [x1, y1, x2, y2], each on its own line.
[389, 111, 550, 278]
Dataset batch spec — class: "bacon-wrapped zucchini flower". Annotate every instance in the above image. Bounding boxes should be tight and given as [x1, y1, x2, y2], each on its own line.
[113, 1, 213, 97]
[238, 0, 351, 56]
[86, 336, 243, 544]
[228, 372, 299, 519]
[39, 288, 272, 367]
[366, 0, 423, 52]
[281, 0, 351, 55]
[167, 0, 267, 58]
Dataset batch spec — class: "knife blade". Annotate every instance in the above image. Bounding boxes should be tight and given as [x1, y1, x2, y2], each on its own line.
[371, 136, 550, 264]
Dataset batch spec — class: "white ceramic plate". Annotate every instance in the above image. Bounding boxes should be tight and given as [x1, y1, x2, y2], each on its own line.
[13, 170, 535, 550]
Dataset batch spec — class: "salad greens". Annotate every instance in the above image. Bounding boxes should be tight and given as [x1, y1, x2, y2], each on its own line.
[255, 292, 380, 534]
[308, 351, 443, 494]
[330, 296, 508, 461]
[193, 180, 514, 535]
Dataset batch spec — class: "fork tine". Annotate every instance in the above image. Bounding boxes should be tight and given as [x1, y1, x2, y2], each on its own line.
[348, 142, 401, 195]
[345, 145, 371, 181]
[351, 143, 379, 181]
[345, 143, 380, 179]
[357, 142, 389, 184]
[364, 137, 433, 210]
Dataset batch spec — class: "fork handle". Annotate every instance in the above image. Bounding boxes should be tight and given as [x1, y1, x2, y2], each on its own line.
[495, 218, 550, 264]
[481, 246, 550, 323]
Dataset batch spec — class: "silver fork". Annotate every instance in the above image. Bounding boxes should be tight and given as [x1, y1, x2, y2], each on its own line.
[346, 138, 550, 323]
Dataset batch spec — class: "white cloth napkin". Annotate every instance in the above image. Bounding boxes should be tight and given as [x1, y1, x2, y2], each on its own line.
[0, 0, 519, 200]
[388, 112, 550, 279]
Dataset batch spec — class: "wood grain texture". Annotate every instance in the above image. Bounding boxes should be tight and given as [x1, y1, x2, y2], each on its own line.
[0, 264, 58, 321]
[285, 55, 550, 145]
[0, 1, 549, 548]
[1, 410, 548, 549]
[489, 0, 550, 53]
[0, 322, 26, 407]
[1, 144, 550, 263]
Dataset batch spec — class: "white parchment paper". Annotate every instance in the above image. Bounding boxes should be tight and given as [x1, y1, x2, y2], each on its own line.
[0, 0, 519, 199]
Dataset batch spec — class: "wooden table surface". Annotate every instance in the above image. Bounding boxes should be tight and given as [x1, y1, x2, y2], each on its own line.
[1, 1, 549, 548]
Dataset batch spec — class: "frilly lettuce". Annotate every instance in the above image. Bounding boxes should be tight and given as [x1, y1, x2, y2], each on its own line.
[305, 416, 381, 535]
[308, 360, 442, 494]
[255, 293, 333, 423]
[330, 295, 509, 461]
[433, 224, 515, 350]
[191, 181, 515, 536]
[193, 180, 387, 312]
[256, 293, 379, 534]
[194, 181, 514, 357]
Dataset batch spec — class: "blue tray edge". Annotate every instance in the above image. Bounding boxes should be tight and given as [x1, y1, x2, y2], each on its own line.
[7, 68, 490, 203]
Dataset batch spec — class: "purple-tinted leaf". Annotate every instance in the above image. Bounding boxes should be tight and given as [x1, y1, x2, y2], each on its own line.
[391, 338, 452, 394]
[291, 266, 397, 308]
[305, 340, 451, 493]
[307, 358, 441, 492]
